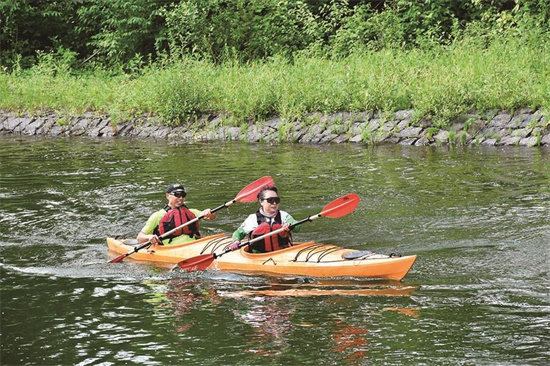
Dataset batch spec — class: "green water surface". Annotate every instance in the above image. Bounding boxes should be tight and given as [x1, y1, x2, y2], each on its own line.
[1, 136, 548, 365]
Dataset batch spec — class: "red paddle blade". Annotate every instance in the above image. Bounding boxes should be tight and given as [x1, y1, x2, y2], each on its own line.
[109, 254, 127, 263]
[177, 254, 216, 272]
[235, 176, 274, 203]
[320, 193, 360, 218]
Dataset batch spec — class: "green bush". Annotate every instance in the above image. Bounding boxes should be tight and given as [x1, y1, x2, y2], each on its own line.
[165, 0, 320, 63]
[1, 0, 549, 127]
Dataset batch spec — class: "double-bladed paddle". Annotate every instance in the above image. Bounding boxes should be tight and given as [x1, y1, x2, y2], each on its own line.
[108, 176, 275, 263]
[176, 193, 361, 272]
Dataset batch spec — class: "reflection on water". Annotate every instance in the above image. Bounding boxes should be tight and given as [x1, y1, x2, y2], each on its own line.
[218, 283, 420, 298]
[331, 321, 370, 363]
[1, 136, 549, 365]
[141, 278, 416, 363]
[238, 297, 295, 356]
[382, 307, 421, 317]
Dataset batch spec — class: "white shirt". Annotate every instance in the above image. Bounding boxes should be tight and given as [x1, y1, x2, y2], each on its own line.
[239, 210, 294, 234]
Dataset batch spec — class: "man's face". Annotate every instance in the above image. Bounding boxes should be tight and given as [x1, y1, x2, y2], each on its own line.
[166, 191, 186, 208]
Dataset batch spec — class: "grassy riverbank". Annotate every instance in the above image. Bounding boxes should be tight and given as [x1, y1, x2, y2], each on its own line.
[1, 35, 548, 128]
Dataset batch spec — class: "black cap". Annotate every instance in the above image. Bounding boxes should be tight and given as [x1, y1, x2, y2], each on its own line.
[166, 183, 186, 194]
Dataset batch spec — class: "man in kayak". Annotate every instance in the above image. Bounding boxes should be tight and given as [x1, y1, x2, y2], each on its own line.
[230, 186, 300, 253]
[137, 183, 215, 245]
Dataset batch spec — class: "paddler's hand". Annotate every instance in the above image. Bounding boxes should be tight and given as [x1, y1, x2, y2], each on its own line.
[280, 223, 291, 238]
[138, 231, 162, 245]
[201, 209, 216, 220]
[230, 241, 240, 251]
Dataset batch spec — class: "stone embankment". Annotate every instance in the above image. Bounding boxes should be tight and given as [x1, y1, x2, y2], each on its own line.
[1, 109, 548, 147]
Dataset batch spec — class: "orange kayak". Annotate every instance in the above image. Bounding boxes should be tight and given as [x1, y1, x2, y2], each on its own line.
[106, 234, 417, 281]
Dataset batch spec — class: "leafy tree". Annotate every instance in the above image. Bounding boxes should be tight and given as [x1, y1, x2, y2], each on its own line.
[0, 0, 81, 69]
[75, 0, 176, 69]
[164, 0, 321, 63]
[1, 0, 548, 70]
[325, 0, 550, 56]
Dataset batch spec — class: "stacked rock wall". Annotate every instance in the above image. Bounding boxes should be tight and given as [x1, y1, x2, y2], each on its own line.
[1, 109, 548, 146]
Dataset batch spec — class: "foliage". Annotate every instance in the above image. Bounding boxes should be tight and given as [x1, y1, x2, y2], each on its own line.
[327, 0, 550, 56]
[1, 0, 549, 127]
[74, 0, 176, 69]
[1, 0, 548, 70]
[2, 33, 548, 126]
[0, 0, 82, 69]
[164, 0, 321, 63]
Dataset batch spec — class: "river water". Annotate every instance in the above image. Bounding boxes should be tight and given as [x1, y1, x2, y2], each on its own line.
[1, 135, 548, 365]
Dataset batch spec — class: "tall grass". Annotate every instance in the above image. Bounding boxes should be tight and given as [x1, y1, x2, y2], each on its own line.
[1, 33, 548, 127]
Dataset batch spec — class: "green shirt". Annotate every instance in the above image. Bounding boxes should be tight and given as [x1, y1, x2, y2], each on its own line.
[141, 208, 202, 245]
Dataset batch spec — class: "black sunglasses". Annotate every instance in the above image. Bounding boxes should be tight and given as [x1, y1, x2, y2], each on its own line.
[262, 197, 280, 204]
[171, 192, 186, 198]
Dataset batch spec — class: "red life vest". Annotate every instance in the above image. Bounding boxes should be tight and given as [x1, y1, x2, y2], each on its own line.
[249, 211, 291, 253]
[156, 205, 200, 242]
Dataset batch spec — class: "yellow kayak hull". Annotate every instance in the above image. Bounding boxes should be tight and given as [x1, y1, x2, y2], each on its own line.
[107, 234, 417, 281]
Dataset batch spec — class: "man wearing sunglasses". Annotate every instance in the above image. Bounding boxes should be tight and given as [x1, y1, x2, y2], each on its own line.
[231, 186, 301, 253]
[137, 183, 215, 245]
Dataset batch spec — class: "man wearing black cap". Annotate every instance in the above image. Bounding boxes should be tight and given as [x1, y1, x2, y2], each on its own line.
[137, 183, 216, 245]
